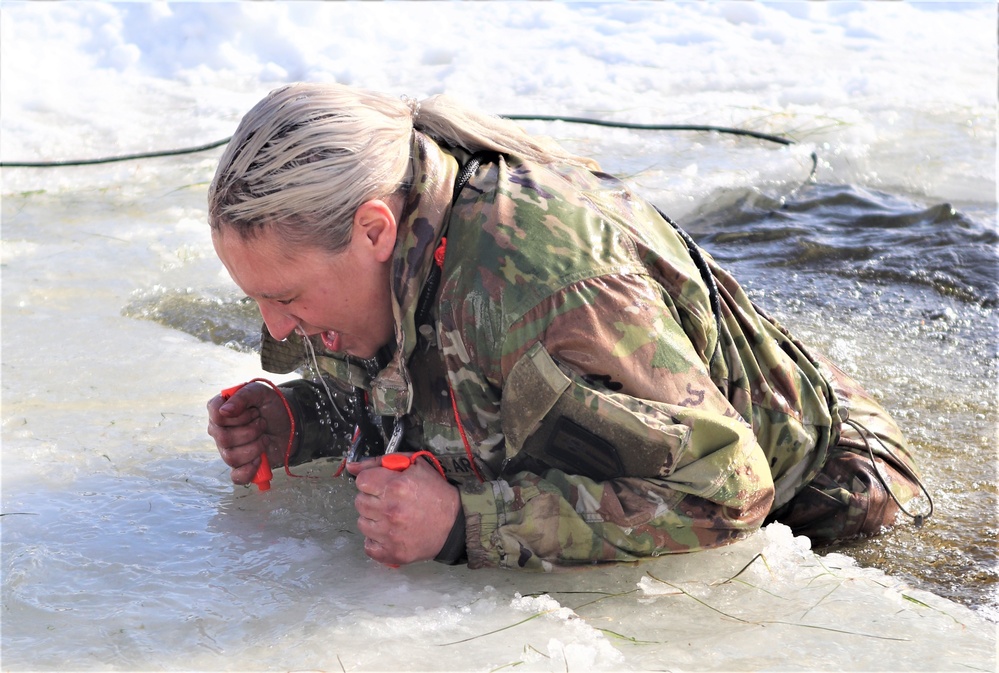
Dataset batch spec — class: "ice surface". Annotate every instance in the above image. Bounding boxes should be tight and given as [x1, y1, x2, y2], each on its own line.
[2, 3, 996, 671]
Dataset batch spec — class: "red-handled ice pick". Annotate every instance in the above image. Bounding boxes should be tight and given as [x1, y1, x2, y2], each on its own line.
[221, 383, 273, 491]
[378, 451, 447, 478]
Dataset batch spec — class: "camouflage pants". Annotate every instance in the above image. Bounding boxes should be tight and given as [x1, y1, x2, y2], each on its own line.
[767, 357, 928, 544]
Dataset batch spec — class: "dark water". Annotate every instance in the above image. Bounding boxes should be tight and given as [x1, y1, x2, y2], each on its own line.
[686, 183, 998, 620]
[688, 183, 998, 308]
[124, 288, 263, 353]
[130, 182, 999, 621]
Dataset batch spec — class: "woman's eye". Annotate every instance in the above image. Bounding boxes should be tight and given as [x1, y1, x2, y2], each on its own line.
[277, 298, 295, 306]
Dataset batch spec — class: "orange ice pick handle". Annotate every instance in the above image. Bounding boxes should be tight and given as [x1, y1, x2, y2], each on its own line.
[221, 383, 272, 491]
[378, 451, 448, 478]
[380, 453, 415, 472]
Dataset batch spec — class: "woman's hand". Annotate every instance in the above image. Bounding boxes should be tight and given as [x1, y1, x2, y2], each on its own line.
[347, 456, 461, 566]
[207, 382, 291, 485]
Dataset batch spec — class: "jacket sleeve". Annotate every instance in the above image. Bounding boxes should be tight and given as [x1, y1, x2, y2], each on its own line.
[457, 273, 775, 570]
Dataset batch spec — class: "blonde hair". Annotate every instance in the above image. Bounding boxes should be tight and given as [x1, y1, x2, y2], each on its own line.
[208, 82, 598, 251]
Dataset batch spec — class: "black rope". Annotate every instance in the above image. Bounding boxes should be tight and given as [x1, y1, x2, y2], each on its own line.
[415, 151, 496, 329]
[654, 206, 724, 340]
[503, 115, 798, 146]
[0, 115, 814, 169]
[506, 115, 819, 183]
[0, 137, 232, 168]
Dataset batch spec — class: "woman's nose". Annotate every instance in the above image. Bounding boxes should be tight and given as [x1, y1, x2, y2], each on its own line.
[258, 303, 298, 342]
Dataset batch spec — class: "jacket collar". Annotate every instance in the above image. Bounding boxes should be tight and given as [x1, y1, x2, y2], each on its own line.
[369, 131, 458, 415]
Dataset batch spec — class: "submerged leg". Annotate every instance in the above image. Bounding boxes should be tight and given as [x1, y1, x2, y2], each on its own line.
[769, 357, 930, 544]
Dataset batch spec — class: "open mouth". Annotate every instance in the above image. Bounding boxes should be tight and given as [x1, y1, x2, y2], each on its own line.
[320, 330, 340, 351]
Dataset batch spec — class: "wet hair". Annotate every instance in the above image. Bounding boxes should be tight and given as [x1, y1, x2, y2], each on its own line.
[208, 82, 598, 252]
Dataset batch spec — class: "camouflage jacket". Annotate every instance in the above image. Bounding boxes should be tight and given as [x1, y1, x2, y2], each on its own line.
[261, 132, 838, 570]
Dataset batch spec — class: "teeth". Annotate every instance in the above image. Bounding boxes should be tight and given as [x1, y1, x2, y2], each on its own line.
[321, 331, 338, 351]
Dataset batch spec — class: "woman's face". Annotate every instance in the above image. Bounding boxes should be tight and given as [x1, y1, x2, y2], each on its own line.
[213, 216, 396, 361]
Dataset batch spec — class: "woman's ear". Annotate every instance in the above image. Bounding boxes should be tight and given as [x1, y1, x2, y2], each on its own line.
[352, 199, 398, 263]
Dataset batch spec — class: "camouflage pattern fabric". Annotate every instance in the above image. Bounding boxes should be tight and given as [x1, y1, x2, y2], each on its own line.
[260, 132, 925, 569]
[766, 356, 926, 542]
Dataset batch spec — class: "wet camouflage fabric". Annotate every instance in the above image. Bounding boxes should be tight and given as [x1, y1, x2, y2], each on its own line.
[260, 132, 923, 569]
[767, 356, 925, 542]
